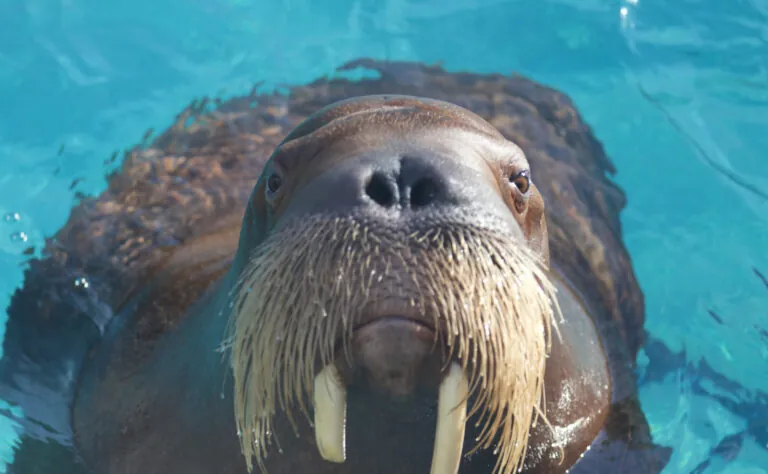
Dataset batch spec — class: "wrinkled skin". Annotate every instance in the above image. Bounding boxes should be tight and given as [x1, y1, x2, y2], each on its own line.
[0, 60, 672, 474]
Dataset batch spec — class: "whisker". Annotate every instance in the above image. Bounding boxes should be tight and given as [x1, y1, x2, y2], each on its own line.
[225, 215, 558, 474]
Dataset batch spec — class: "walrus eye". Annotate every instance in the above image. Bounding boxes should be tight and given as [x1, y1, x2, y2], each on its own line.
[510, 170, 531, 194]
[266, 173, 283, 195]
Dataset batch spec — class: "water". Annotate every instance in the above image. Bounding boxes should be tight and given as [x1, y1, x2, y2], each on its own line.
[0, 0, 766, 472]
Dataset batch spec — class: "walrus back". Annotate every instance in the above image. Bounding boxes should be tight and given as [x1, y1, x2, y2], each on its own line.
[2, 59, 664, 473]
[0, 99, 278, 467]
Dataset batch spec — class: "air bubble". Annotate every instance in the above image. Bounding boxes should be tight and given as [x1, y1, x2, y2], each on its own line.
[3, 212, 20, 222]
[10, 231, 28, 243]
[74, 277, 90, 289]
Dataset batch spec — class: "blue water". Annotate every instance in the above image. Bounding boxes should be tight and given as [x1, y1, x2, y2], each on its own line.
[0, 0, 767, 472]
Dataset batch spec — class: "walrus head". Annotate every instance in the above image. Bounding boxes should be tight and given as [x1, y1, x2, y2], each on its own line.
[223, 95, 561, 474]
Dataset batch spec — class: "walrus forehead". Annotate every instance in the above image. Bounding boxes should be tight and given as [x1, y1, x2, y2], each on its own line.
[273, 124, 527, 183]
[279, 94, 505, 145]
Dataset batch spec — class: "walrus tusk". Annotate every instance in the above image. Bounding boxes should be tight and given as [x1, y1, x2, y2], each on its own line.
[313, 361, 469, 472]
[431, 362, 469, 474]
[314, 364, 347, 463]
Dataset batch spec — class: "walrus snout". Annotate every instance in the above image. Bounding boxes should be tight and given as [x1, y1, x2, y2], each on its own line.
[360, 155, 459, 211]
[281, 150, 516, 233]
[344, 316, 443, 398]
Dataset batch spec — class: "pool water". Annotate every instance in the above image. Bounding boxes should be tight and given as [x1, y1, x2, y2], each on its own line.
[0, 0, 766, 472]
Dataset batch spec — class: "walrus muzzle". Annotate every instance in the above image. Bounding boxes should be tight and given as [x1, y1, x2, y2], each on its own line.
[225, 211, 560, 474]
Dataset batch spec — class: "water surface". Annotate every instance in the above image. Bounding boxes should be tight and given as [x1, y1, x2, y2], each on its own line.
[1, 0, 766, 472]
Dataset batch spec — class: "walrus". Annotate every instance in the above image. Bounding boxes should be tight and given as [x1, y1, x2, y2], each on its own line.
[0, 59, 672, 474]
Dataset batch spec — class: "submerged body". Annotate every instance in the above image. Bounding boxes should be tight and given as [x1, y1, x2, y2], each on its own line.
[1, 60, 671, 474]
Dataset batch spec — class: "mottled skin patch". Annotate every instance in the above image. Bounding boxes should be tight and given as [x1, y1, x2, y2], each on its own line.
[1, 59, 670, 474]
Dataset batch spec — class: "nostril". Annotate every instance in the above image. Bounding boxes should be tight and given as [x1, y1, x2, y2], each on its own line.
[410, 178, 439, 208]
[365, 172, 397, 208]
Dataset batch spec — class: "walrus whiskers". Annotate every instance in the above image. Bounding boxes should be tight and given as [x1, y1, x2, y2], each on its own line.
[225, 214, 560, 474]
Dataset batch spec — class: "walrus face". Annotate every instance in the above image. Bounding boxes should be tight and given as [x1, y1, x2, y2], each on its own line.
[225, 96, 560, 474]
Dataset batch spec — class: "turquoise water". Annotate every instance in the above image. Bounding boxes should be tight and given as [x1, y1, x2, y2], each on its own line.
[1, 0, 767, 472]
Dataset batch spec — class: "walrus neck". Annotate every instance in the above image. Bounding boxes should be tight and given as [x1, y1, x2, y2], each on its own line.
[149, 266, 239, 396]
[118, 214, 247, 416]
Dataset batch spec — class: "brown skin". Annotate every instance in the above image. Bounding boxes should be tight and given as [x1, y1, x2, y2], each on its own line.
[72, 95, 608, 474]
[0, 60, 671, 474]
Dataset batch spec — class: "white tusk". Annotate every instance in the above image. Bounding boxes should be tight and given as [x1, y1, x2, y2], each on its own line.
[430, 362, 469, 474]
[313, 364, 347, 463]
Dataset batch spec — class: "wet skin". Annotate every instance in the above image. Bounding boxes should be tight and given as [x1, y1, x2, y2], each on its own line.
[73, 96, 612, 474]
